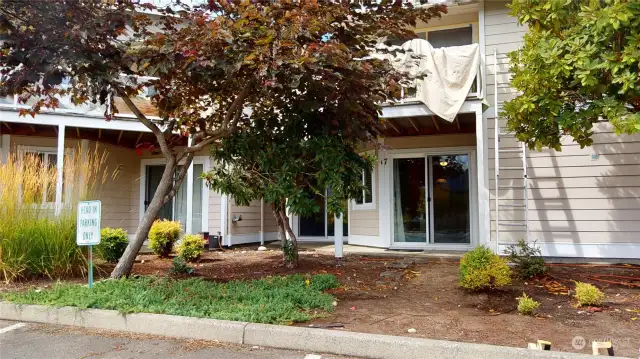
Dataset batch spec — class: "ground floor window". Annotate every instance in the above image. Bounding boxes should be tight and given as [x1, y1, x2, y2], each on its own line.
[298, 190, 348, 237]
[393, 153, 470, 245]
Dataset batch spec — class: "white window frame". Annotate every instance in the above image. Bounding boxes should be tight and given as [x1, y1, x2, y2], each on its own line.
[352, 164, 376, 211]
[384, 146, 478, 251]
[17, 145, 70, 206]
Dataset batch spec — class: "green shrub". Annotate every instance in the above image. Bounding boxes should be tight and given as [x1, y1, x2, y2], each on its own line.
[96, 228, 128, 263]
[517, 292, 540, 315]
[574, 282, 605, 307]
[148, 220, 181, 257]
[171, 257, 194, 275]
[177, 234, 205, 262]
[505, 239, 546, 280]
[459, 246, 512, 290]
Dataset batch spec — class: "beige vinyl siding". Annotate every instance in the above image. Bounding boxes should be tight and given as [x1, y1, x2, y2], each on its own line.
[10, 135, 79, 150]
[263, 202, 279, 234]
[93, 143, 139, 235]
[229, 198, 262, 235]
[208, 191, 222, 235]
[385, 134, 476, 149]
[484, 1, 640, 246]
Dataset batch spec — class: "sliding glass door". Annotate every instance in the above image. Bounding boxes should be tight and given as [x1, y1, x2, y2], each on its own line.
[393, 158, 427, 243]
[430, 155, 471, 244]
[392, 153, 471, 246]
[175, 164, 205, 234]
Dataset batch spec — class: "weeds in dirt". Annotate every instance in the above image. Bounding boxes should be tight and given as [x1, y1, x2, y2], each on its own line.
[505, 239, 546, 280]
[1, 274, 340, 324]
[170, 257, 194, 275]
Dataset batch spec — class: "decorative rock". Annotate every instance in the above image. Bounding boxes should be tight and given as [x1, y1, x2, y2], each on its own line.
[379, 271, 403, 280]
[407, 328, 417, 334]
[386, 261, 411, 269]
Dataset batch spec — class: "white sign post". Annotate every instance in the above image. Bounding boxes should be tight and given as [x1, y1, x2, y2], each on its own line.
[77, 200, 101, 288]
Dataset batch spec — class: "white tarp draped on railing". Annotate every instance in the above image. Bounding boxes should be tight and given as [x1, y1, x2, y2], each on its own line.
[376, 39, 482, 122]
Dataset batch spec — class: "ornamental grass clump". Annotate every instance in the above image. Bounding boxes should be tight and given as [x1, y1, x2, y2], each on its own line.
[0, 147, 116, 282]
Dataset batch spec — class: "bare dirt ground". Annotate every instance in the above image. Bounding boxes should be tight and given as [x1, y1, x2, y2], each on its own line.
[3, 248, 639, 357]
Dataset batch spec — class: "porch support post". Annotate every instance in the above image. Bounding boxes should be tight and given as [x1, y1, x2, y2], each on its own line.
[1, 134, 10, 164]
[54, 124, 65, 216]
[334, 213, 343, 259]
[258, 198, 267, 251]
[186, 136, 194, 234]
[474, 104, 490, 248]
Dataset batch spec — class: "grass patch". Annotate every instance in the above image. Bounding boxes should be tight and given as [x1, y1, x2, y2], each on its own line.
[1, 274, 340, 324]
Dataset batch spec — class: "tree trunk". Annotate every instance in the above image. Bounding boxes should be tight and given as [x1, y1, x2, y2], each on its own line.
[274, 202, 298, 268]
[110, 159, 177, 279]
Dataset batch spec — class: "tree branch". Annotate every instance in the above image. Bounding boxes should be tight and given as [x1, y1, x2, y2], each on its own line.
[115, 88, 174, 158]
[205, 80, 253, 137]
[165, 152, 195, 202]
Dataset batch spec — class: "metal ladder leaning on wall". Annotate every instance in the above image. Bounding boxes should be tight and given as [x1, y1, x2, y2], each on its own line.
[493, 49, 530, 253]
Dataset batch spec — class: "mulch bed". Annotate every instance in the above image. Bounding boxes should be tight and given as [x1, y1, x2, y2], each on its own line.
[2, 247, 639, 357]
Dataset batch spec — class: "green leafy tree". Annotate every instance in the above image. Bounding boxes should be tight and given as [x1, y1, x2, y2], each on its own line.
[206, 124, 373, 267]
[504, 0, 640, 151]
[0, 0, 444, 276]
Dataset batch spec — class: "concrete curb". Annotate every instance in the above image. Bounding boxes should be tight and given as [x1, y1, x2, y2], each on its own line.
[0, 302, 629, 359]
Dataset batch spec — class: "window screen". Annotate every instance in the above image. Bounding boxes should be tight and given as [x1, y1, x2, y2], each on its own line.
[427, 26, 473, 49]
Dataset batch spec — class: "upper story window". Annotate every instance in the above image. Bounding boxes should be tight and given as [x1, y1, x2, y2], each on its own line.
[427, 26, 473, 49]
[353, 167, 375, 210]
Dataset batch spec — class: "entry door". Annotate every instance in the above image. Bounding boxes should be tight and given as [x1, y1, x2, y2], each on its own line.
[145, 165, 173, 221]
[392, 154, 471, 246]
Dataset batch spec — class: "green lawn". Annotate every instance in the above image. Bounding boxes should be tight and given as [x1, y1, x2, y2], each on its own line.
[1, 274, 339, 324]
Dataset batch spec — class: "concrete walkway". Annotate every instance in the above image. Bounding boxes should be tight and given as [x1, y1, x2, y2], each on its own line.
[267, 241, 464, 261]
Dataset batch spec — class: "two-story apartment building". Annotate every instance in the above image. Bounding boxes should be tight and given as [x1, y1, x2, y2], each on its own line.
[1, 0, 638, 259]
